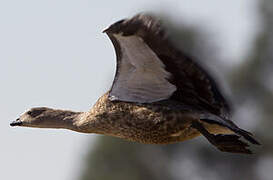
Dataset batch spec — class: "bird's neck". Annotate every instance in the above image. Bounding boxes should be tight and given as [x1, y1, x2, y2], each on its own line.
[60, 111, 84, 131]
[58, 93, 111, 133]
[53, 111, 91, 133]
[60, 110, 100, 133]
[35, 109, 87, 132]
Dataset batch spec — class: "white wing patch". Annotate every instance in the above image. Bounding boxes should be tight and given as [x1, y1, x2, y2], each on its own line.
[110, 34, 177, 103]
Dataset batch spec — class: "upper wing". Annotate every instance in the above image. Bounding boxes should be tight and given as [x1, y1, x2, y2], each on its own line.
[105, 33, 176, 103]
[104, 14, 231, 118]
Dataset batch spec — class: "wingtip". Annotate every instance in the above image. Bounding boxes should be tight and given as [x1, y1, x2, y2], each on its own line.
[102, 19, 126, 34]
[102, 27, 109, 33]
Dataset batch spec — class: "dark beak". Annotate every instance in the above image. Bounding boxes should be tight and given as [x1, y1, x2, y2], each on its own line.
[10, 118, 23, 127]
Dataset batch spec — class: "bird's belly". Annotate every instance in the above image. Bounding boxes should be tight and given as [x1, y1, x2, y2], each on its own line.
[103, 118, 200, 144]
[106, 120, 233, 144]
[91, 100, 200, 144]
[108, 127, 201, 144]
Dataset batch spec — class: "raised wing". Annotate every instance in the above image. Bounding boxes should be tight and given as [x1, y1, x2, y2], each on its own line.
[104, 14, 231, 118]
[105, 33, 176, 103]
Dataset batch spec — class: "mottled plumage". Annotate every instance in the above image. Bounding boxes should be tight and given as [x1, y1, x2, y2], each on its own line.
[11, 13, 260, 154]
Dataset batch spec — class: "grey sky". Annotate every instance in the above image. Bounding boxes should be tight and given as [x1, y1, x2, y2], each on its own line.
[0, 0, 258, 180]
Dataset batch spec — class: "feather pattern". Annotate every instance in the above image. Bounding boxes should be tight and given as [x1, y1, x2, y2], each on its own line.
[108, 34, 176, 103]
[104, 14, 230, 118]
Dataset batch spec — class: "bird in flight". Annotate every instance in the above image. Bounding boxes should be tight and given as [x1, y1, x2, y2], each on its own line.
[11, 14, 260, 154]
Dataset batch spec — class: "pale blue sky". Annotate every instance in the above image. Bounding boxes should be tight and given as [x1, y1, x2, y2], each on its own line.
[0, 0, 258, 180]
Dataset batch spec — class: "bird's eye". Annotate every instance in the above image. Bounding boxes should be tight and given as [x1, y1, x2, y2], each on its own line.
[27, 111, 32, 116]
[26, 108, 46, 117]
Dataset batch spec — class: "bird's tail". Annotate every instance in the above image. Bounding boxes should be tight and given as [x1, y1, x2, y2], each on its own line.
[199, 113, 260, 145]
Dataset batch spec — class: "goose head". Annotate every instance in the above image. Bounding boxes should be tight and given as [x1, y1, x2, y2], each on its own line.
[10, 107, 78, 129]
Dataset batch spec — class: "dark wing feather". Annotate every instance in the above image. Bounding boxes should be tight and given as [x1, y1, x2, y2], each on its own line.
[104, 14, 231, 118]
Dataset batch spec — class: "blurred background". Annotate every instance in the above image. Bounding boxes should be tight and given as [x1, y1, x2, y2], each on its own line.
[1, 0, 272, 180]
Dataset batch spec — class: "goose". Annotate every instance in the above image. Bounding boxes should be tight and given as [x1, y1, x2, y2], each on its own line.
[10, 14, 260, 154]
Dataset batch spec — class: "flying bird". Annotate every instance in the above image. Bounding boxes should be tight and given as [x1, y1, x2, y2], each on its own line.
[10, 14, 260, 154]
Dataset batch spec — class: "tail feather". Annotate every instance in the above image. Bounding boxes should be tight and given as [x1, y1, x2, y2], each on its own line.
[214, 134, 252, 154]
[234, 127, 260, 145]
[200, 113, 261, 145]
[191, 121, 254, 154]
